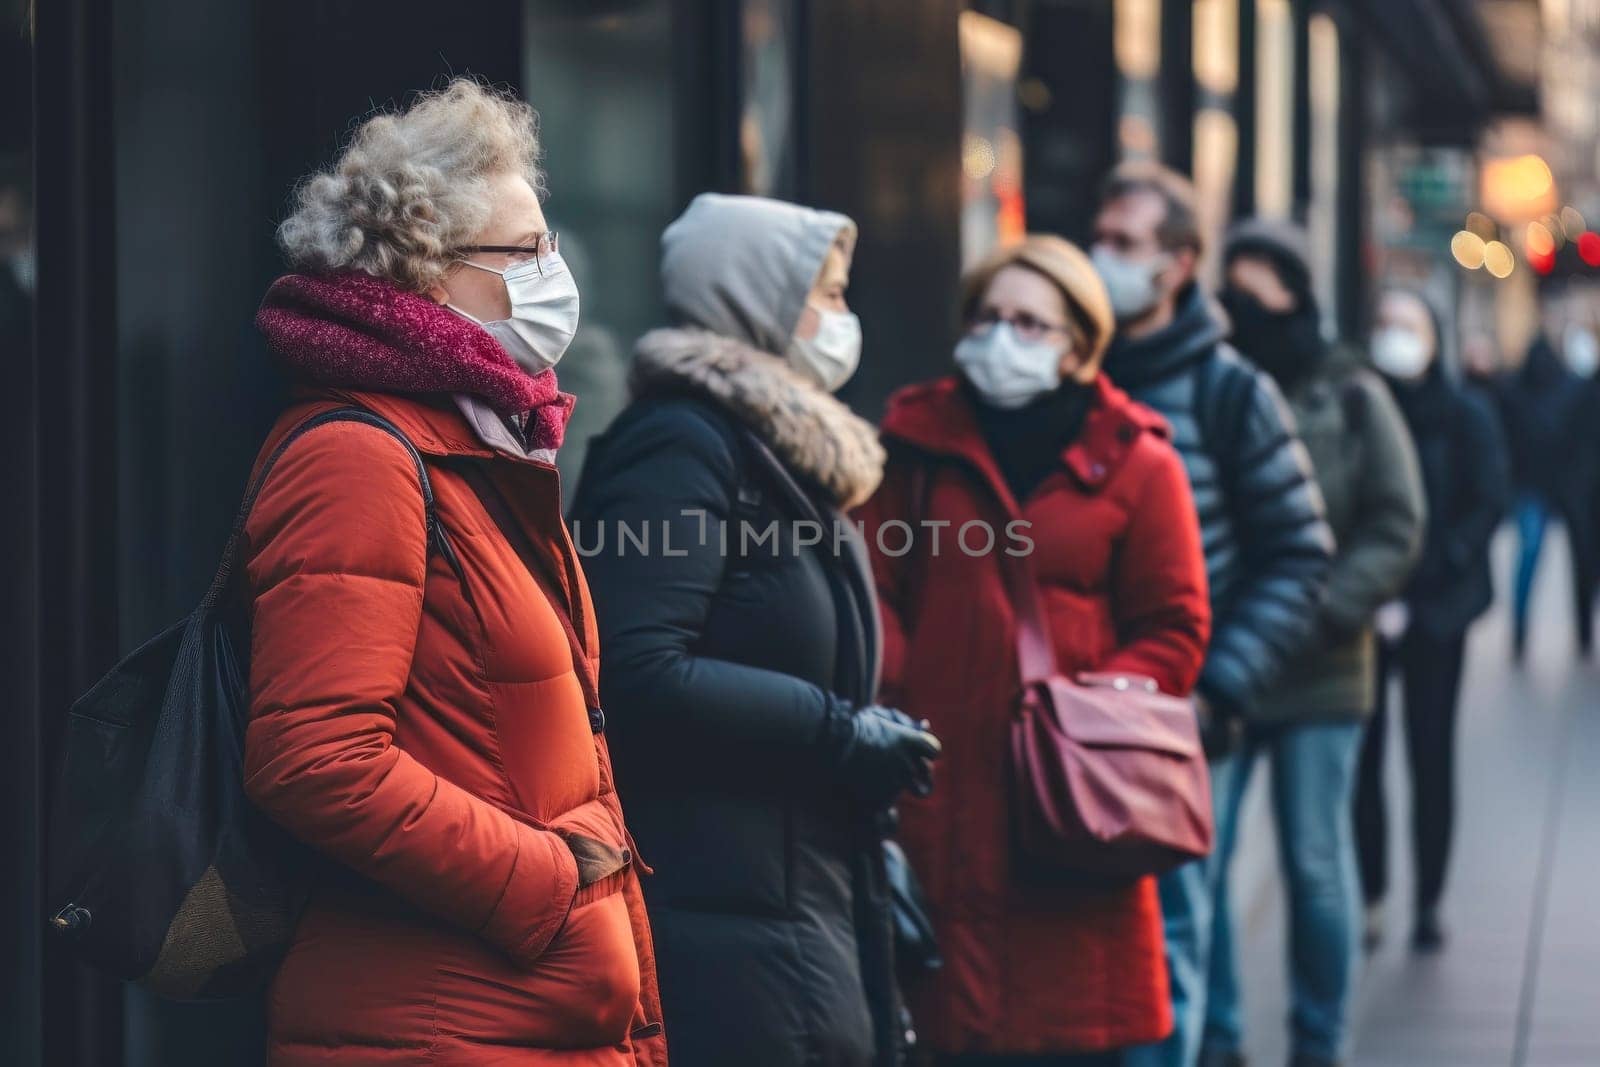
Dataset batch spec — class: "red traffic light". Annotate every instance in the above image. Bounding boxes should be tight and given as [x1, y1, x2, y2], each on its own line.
[1580, 231, 1600, 267]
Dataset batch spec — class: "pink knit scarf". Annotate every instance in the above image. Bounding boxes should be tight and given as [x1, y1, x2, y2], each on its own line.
[256, 270, 574, 451]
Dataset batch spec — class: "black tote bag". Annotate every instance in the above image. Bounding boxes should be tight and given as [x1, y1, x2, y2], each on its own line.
[45, 406, 463, 999]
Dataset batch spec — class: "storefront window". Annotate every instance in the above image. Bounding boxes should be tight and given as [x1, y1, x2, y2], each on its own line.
[1192, 0, 1239, 271]
[1254, 0, 1292, 218]
[740, 0, 799, 198]
[524, 2, 679, 484]
[1115, 0, 1162, 160]
[961, 9, 1025, 267]
[1308, 12, 1340, 331]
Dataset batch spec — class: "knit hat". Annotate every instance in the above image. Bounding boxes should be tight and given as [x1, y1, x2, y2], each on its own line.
[1224, 218, 1315, 307]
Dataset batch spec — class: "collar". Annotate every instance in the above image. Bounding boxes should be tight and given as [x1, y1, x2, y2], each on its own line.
[629, 326, 885, 509]
[1103, 283, 1228, 389]
[257, 269, 573, 450]
[880, 373, 1169, 516]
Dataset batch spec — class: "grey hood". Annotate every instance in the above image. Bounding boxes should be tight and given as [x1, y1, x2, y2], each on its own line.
[660, 193, 857, 356]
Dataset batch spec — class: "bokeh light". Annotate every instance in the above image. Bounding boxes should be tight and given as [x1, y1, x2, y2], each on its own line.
[1452, 230, 1487, 269]
[1580, 231, 1600, 267]
[962, 134, 997, 181]
[1527, 221, 1556, 257]
[1561, 205, 1587, 239]
[1482, 155, 1557, 222]
[1484, 240, 1516, 278]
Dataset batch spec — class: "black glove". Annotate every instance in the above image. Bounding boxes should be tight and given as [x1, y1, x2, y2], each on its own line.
[820, 703, 942, 807]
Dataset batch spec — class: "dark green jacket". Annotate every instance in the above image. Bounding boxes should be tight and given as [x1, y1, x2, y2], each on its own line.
[1255, 352, 1426, 723]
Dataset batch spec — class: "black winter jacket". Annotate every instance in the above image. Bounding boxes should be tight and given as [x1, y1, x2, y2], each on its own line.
[1500, 336, 1585, 501]
[1102, 284, 1334, 720]
[1388, 364, 1511, 638]
[571, 347, 897, 1066]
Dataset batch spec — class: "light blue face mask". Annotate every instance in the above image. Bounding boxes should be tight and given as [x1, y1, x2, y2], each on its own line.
[1090, 245, 1170, 322]
[453, 253, 581, 374]
[953, 322, 1065, 409]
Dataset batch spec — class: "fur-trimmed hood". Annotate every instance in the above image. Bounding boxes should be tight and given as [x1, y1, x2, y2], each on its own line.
[630, 326, 885, 509]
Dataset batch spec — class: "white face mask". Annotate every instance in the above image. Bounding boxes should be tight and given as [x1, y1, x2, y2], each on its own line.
[1564, 326, 1599, 378]
[1371, 327, 1431, 380]
[954, 322, 1065, 409]
[454, 252, 581, 374]
[1091, 245, 1169, 322]
[786, 306, 863, 392]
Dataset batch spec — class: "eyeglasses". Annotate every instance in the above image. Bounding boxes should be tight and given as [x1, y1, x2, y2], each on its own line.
[459, 231, 561, 272]
[966, 307, 1071, 344]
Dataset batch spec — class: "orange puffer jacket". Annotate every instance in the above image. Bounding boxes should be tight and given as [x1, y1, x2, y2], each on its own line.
[242, 386, 666, 1066]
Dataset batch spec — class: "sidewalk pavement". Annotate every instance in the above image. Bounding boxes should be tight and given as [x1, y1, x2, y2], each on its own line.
[1227, 525, 1600, 1067]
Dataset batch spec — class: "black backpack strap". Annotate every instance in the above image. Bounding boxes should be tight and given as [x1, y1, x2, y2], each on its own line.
[204, 406, 464, 610]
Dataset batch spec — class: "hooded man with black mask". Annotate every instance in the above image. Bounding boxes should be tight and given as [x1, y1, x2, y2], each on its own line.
[1194, 220, 1426, 1067]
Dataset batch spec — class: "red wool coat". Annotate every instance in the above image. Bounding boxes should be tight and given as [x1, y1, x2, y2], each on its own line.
[858, 374, 1210, 1055]
[242, 387, 666, 1066]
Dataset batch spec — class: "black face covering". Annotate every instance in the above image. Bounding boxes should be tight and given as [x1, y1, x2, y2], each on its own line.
[1221, 288, 1326, 390]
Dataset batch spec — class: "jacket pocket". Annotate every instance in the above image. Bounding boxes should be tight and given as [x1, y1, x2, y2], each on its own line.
[437, 890, 642, 1048]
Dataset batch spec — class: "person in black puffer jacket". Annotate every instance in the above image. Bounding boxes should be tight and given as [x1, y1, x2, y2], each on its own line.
[1091, 163, 1334, 1067]
[571, 193, 941, 1067]
[1353, 287, 1510, 954]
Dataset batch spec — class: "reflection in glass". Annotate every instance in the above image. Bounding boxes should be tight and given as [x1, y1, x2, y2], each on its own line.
[961, 10, 1025, 268]
[0, 158, 30, 356]
[1192, 0, 1239, 273]
[523, 2, 674, 484]
[741, 0, 798, 198]
[1308, 13, 1340, 331]
[1254, 0, 1292, 218]
[1115, 0, 1162, 160]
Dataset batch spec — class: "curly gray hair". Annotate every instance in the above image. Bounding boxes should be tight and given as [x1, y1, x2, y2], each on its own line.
[276, 78, 544, 292]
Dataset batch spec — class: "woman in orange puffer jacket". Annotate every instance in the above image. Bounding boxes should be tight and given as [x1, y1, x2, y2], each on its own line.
[243, 79, 664, 1065]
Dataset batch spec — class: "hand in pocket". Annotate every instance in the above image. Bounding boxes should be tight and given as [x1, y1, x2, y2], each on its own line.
[560, 832, 630, 889]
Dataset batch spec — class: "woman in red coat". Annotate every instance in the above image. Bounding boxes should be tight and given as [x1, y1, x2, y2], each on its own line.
[243, 80, 664, 1065]
[858, 236, 1211, 1064]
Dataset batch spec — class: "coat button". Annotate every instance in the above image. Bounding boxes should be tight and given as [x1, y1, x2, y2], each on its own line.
[588, 707, 606, 733]
[1090, 462, 1107, 478]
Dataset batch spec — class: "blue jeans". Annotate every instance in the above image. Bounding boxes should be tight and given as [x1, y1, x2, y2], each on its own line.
[1125, 754, 1242, 1067]
[1201, 722, 1365, 1064]
[1513, 492, 1550, 644]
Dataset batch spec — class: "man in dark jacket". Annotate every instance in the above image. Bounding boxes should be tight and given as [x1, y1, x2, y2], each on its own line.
[1094, 165, 1335, 1067]
[1203, 221, 1425, 1067]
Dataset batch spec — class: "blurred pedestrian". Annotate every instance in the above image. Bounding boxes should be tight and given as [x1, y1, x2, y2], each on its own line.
[858, 235, 1211, 1064]
[1500, 327, 1586, 657]
[1353, 288, 1510, 952]
[1554, 318, 1600, 655]
[1201, 222, 1425, 1067]
[570, 193, 939, 1067]
[1087, 162, 1334, 1067]
[1459, 331, 1504, 390]
[246, 79, 666, 1065]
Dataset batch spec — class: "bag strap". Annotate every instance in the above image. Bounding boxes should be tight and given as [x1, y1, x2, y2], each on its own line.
[455, 462, 602, 714]
[901, 452, 1058, 685]
[998, 538, 1062, 687]
[203, 406, 463, 612]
